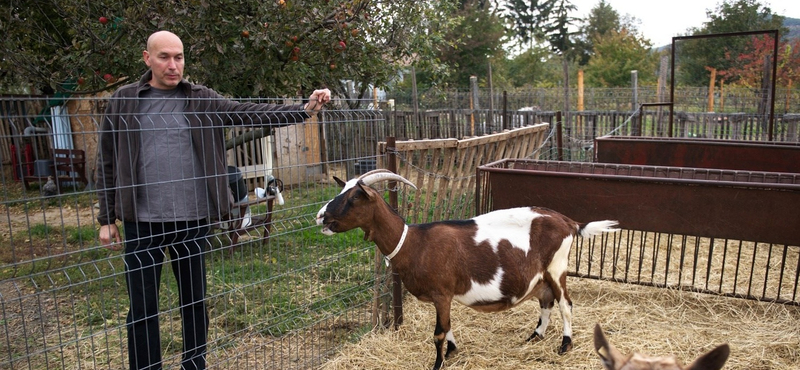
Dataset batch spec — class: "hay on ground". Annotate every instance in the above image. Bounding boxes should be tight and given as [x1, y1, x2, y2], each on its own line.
[321, 277, 800, 370]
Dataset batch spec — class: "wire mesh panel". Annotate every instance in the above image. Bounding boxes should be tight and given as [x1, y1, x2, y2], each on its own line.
[0, 95, 395, 370]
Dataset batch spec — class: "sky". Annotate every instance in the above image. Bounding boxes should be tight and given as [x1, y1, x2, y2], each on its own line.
[569, 0, 800, 47]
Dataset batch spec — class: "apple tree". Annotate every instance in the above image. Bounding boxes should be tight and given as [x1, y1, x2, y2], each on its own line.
[0, 0, 459, 100]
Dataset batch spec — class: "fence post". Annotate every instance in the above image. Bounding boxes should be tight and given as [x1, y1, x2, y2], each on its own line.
[411, 67, 419, 131]
[502, 91, 508, 131]
[386, 136, 403, 329]
[487, 62, 494, 131]
[631, 70, 640, 136]
[470, 76, 479, 136]
[557, 111, 563, 161]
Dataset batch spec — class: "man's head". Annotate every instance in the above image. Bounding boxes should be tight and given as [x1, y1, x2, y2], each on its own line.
[143, 31, 184, 90]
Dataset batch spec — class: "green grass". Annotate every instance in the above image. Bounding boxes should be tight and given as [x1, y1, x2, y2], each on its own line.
[1, 180, 394, 369]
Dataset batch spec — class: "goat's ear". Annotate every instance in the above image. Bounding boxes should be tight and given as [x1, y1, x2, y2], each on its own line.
[684, 343, 729, 370]
[355, 181, 379, 200]
[594, 324, 626, 370]
[333, 176, 346, 187]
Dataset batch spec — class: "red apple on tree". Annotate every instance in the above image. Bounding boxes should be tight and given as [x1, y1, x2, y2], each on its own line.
[241, 30, 250, 38]
[77, 77, 85, 85]
[103, 73, 114, 83]
[99, 16, 109, 25]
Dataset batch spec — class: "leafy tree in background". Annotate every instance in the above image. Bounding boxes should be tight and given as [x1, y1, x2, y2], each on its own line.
[0, 0, 459, 99]
[584, 28, 657, 87]
[677, 0, 787, 87]
[434, 0, 507, 89]
[543, 0, 577, 56]
[718, 35, 800, 88]
[503, 44, 564, 88]
[501, 0, 555, 48]
[573, 0, 619, 66]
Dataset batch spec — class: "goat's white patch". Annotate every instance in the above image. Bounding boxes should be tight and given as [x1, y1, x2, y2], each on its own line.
[446, 330, 456, 346]
[547, 235, 573, 278]
[472, 207, 543, 254]
[535, 306, 552, 336]
[316, 178, 362, 233]
[454, 268, 505, 306]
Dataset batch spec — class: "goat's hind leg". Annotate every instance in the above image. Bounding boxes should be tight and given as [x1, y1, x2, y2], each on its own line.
[554, 273, 574, 354]
[526, 298, 554, 342]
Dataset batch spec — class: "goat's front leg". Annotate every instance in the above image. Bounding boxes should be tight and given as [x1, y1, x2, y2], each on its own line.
[432, 298, 456, 370]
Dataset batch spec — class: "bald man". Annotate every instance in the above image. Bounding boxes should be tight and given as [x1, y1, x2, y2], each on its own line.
[96, 30, 330, 370]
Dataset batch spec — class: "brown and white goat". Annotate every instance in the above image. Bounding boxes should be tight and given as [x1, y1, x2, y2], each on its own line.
[593, 324, 730, 370]
[316, 170, 620, 370]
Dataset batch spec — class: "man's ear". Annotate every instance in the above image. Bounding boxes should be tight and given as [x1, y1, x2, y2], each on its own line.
[143, 50, 151, 67]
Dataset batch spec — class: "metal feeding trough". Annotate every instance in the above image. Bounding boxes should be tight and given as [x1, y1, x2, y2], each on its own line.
[476, 159, 800, 246]
[594, 136, 800, 173]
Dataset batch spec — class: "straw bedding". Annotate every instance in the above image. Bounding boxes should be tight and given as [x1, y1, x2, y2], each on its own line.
[321, 277, 800, 370]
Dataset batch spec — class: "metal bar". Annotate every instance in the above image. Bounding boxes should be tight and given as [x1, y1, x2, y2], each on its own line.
[386, 136, 404, 329]
[769, 30, 779, 141]
[670, 30, 779, 140]
[569, 274, 800, 307]
[595, 136, 800, 173]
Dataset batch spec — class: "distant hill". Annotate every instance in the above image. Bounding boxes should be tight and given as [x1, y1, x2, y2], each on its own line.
[654, 17, 799, 50]
[784, 17, 800, 40]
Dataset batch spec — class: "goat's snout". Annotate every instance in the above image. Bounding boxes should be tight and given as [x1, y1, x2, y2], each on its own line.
[315, 204, 337, 235]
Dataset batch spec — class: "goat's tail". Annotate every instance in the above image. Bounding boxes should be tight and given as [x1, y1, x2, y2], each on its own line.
[578, 220, 620, 238]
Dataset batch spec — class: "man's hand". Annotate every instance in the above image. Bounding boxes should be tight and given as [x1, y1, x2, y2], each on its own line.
[99, 224, 123, 251]
[305, 88, 332, 115]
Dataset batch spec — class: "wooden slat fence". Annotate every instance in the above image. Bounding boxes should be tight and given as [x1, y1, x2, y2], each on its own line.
[378, 123, 549, 224]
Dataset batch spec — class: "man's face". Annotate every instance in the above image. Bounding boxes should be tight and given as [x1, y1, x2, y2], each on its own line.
[143, 33, 184, 90]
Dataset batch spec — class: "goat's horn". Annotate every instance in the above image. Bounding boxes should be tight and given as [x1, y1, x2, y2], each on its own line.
[357, 169, 394, 180]
[359, 170, 417, 190]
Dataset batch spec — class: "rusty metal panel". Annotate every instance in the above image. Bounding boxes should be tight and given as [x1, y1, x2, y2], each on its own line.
[595, 136, 800, 173]
[479, 159, 800, 246]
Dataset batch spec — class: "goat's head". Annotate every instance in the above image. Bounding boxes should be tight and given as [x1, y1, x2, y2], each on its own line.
[593, 324, 729, 370]
[316, 169, 416, 235]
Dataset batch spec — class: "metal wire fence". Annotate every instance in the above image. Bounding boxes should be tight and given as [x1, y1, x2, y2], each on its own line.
[387, 86, 800, 114]
[0, 95, 396, 370]
[1, 89, 799, 369]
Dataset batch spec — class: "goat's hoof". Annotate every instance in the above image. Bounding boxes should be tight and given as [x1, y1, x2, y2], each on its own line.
[445, 341, 458, 358]
[526, 333, 545, 342]
[558, 336, 573, 354]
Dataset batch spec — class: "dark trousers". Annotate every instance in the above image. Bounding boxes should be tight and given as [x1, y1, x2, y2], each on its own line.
[123, 220, 209, 370]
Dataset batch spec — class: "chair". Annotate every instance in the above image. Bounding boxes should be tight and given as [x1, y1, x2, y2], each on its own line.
[226, 195, 275, 246]
[23, 148, 88, 192]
